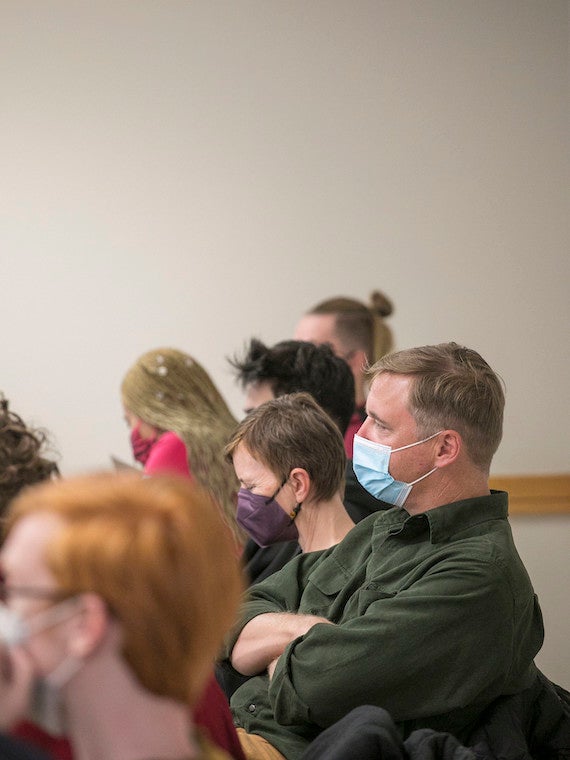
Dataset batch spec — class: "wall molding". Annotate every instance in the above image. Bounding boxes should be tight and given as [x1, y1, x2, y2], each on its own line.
[489, 473, 570, 515]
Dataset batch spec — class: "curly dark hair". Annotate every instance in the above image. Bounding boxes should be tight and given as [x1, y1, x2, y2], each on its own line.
[229, 339, 355, 435]
[0, 397, 59, 519]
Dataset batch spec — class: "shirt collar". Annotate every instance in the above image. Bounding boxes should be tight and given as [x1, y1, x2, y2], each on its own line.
[373, 490, 509, 544]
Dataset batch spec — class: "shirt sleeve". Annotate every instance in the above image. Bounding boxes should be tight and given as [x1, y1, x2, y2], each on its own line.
[222, 549, 331, 659]
[267, 547, 540, 729]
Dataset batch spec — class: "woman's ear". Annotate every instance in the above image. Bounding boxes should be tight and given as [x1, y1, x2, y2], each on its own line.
[67, 593, 111, 659]
[287, 468, 311, 504]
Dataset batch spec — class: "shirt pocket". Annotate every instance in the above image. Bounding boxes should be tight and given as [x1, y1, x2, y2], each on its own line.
[299, 558, 362, 622]
[301, 557, 352, 617]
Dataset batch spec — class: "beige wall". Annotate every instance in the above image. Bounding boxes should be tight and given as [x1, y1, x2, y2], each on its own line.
[1, 2, 568, 685]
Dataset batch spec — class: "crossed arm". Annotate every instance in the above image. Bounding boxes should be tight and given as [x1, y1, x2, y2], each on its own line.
[231, 612, 334, 678]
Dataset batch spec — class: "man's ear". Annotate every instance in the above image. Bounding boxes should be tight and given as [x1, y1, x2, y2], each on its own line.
[346, 348, 368, 378]
[287, 468, 311, 505]
[67, 593, 111, 658]
[434, 430, 462, 468]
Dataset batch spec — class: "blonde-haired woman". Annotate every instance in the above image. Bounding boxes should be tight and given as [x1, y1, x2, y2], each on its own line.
[121, 347, 244, 548]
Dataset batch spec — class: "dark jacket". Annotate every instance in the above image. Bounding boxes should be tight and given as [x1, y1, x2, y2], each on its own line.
[300, 672, 570, 760]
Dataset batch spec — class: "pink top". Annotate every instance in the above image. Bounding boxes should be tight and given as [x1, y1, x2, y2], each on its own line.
[144, 431, 192, 478]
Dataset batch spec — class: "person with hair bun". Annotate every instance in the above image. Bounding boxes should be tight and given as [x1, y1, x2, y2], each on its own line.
[120, 347, 244, 549]
[294, 290, 395, 457]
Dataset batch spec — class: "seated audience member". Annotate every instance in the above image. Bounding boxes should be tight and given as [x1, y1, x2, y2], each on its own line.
[121, 350, 247, 755]
[223, 342, 544, 760]
[0, 472, 243, 760]
[0, 397, 59, 523]
[229, 340, 385, 586]
[121, 347, 244, 548]
[230, 339, 354, 431]
[293, 290, 395, 457]
[0, 398, 72, 759]
[227, 393, 353, 555]
[0, 393, 244, 759]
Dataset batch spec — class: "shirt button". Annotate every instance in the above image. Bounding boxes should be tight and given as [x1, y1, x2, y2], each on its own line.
[248, 704, 256, 713]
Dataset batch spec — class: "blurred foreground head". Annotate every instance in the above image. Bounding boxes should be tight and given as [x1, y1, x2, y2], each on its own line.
[4, 472, 243, 707]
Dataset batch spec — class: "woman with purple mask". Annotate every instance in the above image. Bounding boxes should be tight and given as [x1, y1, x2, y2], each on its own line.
[226, 393, 353, 555]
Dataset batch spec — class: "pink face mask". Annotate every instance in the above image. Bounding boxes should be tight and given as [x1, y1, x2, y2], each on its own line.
[130, 424, 156, 465]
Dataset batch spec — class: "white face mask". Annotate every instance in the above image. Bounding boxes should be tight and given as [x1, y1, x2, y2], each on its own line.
[0, 597, 79, 646]
[0, 597, 82, 735]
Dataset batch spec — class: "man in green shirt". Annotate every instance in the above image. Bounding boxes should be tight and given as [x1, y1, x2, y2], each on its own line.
[225, 342, 544, 760]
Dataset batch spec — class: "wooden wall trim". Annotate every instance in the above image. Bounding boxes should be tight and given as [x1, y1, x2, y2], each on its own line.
[489, 473, 570, 515]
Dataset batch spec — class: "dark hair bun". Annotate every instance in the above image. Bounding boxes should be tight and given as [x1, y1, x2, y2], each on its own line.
[369, 290, 393, 318]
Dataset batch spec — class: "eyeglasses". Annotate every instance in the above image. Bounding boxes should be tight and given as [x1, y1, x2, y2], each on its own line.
[0, 576, 66, 605]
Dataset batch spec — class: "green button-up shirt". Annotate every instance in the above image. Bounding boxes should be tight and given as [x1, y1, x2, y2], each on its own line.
[227, 491, 544, 759]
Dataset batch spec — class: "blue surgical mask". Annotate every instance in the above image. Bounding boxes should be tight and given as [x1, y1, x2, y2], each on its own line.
[353, 431, 442, 507]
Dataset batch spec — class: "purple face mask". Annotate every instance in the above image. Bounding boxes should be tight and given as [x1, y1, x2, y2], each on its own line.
[236, 482, 300, 547]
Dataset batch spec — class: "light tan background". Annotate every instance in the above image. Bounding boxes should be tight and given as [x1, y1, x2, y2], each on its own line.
[2, 2, 568, 685]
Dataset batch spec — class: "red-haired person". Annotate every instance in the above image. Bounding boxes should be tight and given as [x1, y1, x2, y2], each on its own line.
[1, 473, 243, 760]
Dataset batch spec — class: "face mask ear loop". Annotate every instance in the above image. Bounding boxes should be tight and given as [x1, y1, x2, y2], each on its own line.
[392, 430, 443, 454]
[26, 597, 81, 638]
[277, 472, 300, 522]
[407, 466, 438, 488]
[266, 476, 288, 505]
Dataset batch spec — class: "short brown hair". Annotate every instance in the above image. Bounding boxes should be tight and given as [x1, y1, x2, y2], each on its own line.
[369, 342, 505, 472]
[7, 472, 243, 707]
[309, 290, 394, 363]
[225, 393, 346, 503]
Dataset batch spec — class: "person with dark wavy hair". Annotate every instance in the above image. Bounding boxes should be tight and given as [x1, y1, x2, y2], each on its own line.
[0, 397, 58, 760]
[0, 397, 59, 522]
[230, 339, 354, 434]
